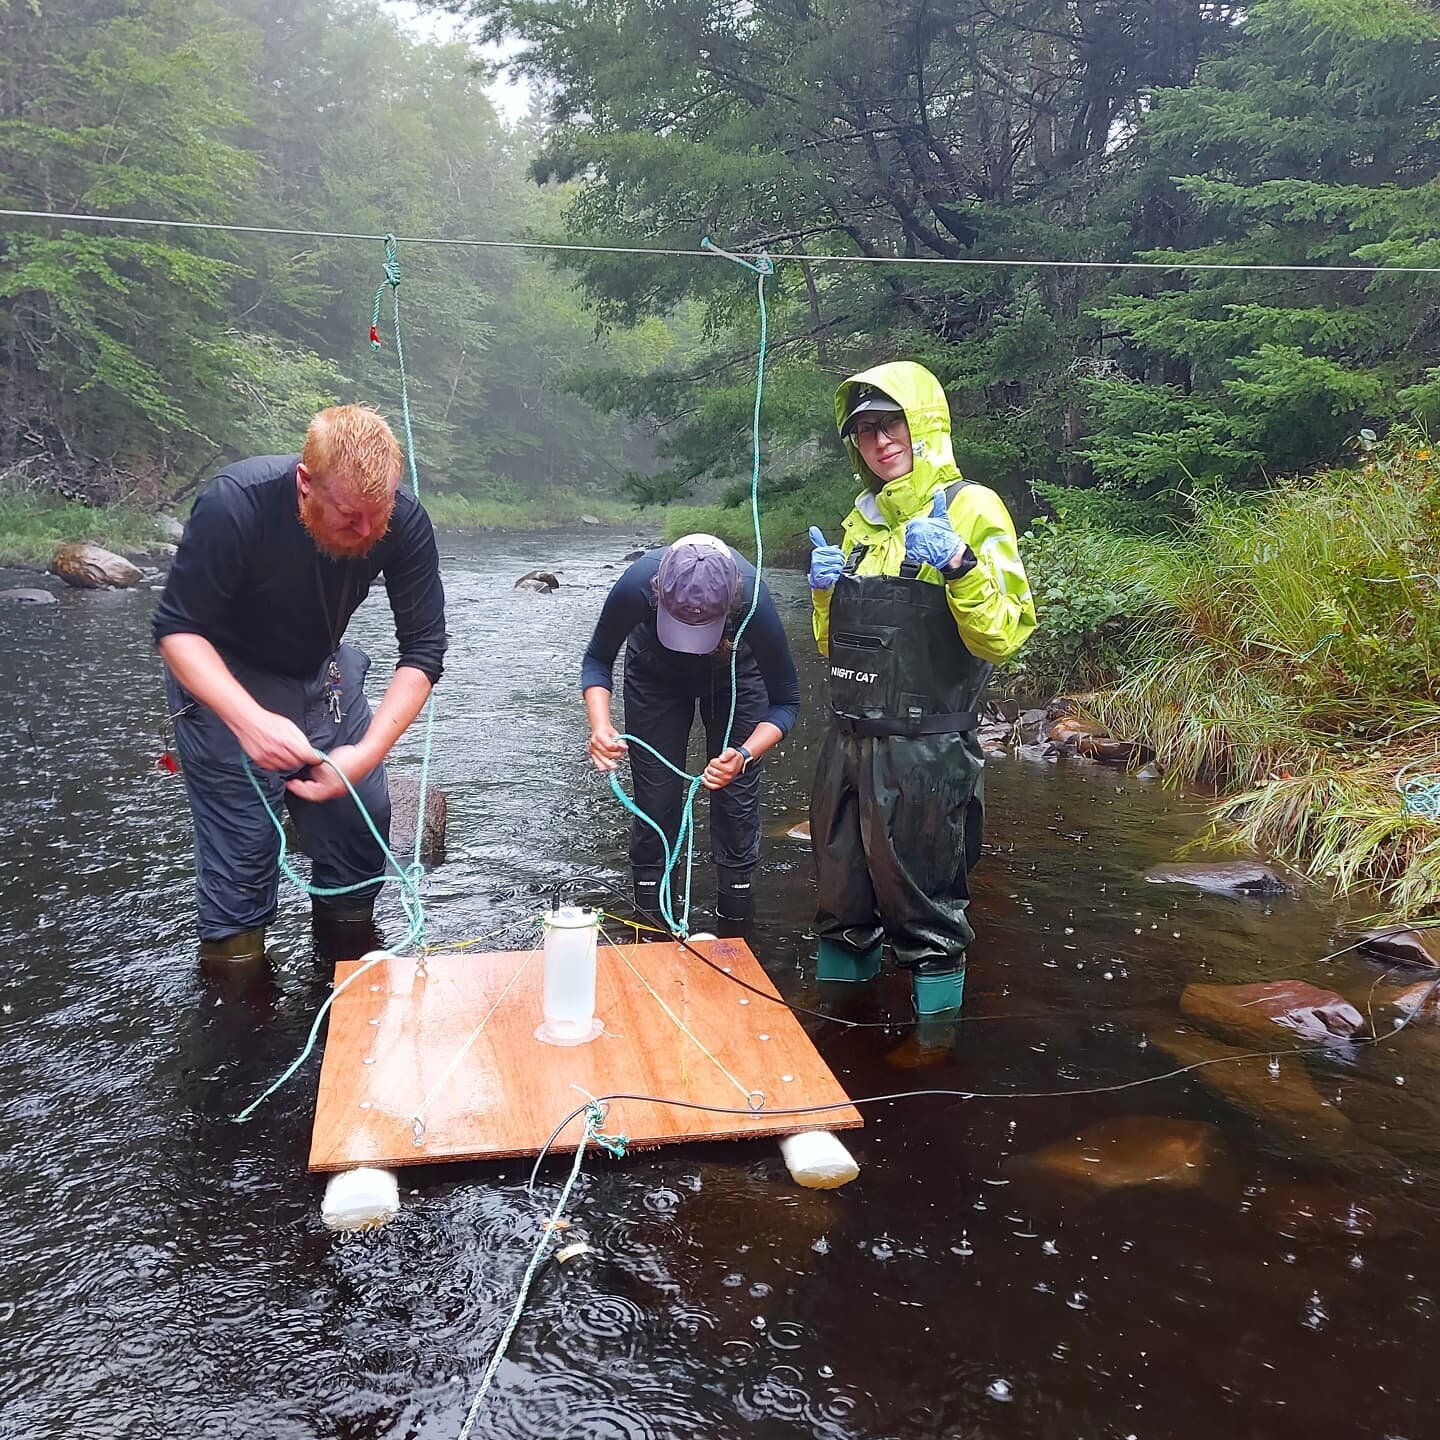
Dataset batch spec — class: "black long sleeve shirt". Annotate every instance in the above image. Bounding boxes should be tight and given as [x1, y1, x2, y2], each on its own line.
[152, 454, 447, 683]
[581, 548, 800, 735]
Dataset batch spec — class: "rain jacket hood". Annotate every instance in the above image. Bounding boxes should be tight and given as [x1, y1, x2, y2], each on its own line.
[814, 360, 1037, 666]
[835, 361, 959, 529]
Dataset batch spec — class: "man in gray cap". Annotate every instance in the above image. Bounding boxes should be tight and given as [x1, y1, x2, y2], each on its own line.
[581, 533, 800, 933]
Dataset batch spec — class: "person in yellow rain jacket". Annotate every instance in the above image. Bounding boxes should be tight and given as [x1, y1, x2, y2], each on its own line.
[807, 361, 1036, 1015]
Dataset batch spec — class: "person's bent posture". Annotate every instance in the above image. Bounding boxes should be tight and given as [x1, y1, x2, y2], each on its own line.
[808, 363, 1035, 1015]
[582, 534, 800, 935]
[153, 405, 446, 963]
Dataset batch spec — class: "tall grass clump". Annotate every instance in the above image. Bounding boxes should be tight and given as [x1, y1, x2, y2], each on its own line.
[0, 490, 160, 566]
[1089, 430, 1440, 918]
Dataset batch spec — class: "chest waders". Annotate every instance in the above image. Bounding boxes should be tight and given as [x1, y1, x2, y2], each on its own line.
[623, 612, 769, 936]
[810, 491, 992, 1015]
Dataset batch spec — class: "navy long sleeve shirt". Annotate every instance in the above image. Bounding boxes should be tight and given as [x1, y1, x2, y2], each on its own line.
[152, 454, 447, 683]
[581, 548, 800, 735]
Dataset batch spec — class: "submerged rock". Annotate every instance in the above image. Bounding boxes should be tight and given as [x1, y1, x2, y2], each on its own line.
[785, 819, 811, 842]
[1244, 1181, 1405, 1240]
[1352, 927, 1440, 971]
[49, 542, 142, 590]
[1077, 735, 1139, 765]
[1145, 860, 1291, 896]
[1376, 979, 1440, 1028]
[1181, 981, 1364, 1049]
[0, 587, 58, 606]
[1005, 1115, 1224, 1196]
[622, 548, 646, 561]
[1150, 1027, 1363, 1162]
[514, 570, 560, 593]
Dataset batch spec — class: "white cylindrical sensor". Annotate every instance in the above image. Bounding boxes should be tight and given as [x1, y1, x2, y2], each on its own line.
[536, 905, 603, 1046]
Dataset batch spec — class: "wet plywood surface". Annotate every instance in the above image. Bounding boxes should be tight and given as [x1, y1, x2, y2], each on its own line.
[309, 938, 862, 1171]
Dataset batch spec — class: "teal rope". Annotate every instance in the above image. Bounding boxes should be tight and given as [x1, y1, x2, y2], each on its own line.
[234, 752, 426, 1123]
[456, 1102, 627, 1439]
[371, 232, 436, 867]
[239, 233, 439, 1122]
[603, 239, 772, 937]
[371, 234, 421, 498]
[607, 737, 702, 934]
[1401, 776, 1440, 820]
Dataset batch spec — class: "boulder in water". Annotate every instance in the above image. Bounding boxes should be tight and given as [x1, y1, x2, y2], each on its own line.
[514, 570, 560, 593]
[786, 819, 811, 842]
[388, 775, 447, 864]
[155, 514, 185, 542]
[580, 514, 601, 526]
[1078, 735, 1139, 765]
[1150, 1026, 1364, 1162]
[1181, 980, 1364, 1049]
[1377, 979, 1440, 1027]
[0, 587, 58, 606]
[622, 548, 646, 562]
[1352, 927, 1440, 971]
[283, 776, 446, 864]
[1005, 1115, 1224, 1196]
[1145, 860, 1291, 896]
[49, 542, 142, 590]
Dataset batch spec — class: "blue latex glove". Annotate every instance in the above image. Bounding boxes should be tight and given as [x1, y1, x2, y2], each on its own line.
[808, 526, 844, 590]
[904, 490, 963, 571]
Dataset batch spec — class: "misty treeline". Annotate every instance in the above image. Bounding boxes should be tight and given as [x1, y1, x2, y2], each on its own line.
[5, 0, 1440, 522]
[433, 0, 1440, 529]
[0, 0, 683, 507]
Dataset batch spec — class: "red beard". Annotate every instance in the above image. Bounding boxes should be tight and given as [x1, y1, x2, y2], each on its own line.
[299, 489, 392, 559]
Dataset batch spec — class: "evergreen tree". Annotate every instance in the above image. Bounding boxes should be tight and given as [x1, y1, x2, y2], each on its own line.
[1080, 0, 1440, 491]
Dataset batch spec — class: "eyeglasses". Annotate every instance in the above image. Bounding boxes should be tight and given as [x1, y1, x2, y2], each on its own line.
[851, 412, 909, 443]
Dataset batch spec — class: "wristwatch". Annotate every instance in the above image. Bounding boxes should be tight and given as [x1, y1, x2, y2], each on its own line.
[736, 744, 754, 771]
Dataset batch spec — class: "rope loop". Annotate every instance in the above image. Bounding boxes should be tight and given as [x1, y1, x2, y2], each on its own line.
[701, 235, 774, 275]
[369, 233, 401, 349]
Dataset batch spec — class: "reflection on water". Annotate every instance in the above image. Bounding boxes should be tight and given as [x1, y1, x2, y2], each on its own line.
[0, 530, 1436, 1439]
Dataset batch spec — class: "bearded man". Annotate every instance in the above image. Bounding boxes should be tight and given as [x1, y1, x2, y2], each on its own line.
[153, 405, 446, 964]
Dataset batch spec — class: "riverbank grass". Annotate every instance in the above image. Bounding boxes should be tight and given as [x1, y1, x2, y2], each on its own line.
[0, 494, 161, 567]
[424, 492, 641, 532]
[1086, 433, 1440, 918]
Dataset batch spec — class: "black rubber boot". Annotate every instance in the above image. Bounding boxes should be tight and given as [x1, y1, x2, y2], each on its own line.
[311, 902, 383, 963]
[311, 897, 376, 926]
[198, 928, 268, 965]
[632, 867, 666, 937]
[715, 866, 756, 919]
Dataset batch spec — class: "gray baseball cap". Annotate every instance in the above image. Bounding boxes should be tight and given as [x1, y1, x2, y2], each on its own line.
[655, 533, 739, 653]
[840, 384, 905, 438]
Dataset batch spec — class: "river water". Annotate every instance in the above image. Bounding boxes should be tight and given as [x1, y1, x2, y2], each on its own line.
[0, 529, 1433, 1438]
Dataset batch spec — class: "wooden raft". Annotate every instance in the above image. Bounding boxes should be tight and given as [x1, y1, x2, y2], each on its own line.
[309, 938, 862, 1171]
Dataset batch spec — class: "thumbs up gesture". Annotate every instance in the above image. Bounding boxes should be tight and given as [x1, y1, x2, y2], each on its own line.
[808, 525, 845, 591]
[904, 490, 963, 571]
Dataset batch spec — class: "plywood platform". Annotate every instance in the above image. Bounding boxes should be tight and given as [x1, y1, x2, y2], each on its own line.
[309, 938, 862, 1171]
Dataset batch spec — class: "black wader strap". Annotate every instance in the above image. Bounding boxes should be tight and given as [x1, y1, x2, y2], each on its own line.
[833, 709, 979, 738]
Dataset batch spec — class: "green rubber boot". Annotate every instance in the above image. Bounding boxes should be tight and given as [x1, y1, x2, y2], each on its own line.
[913, 967, 966, 1017]
[816, 937, 883, 984]
[199, 928, 268, 965]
